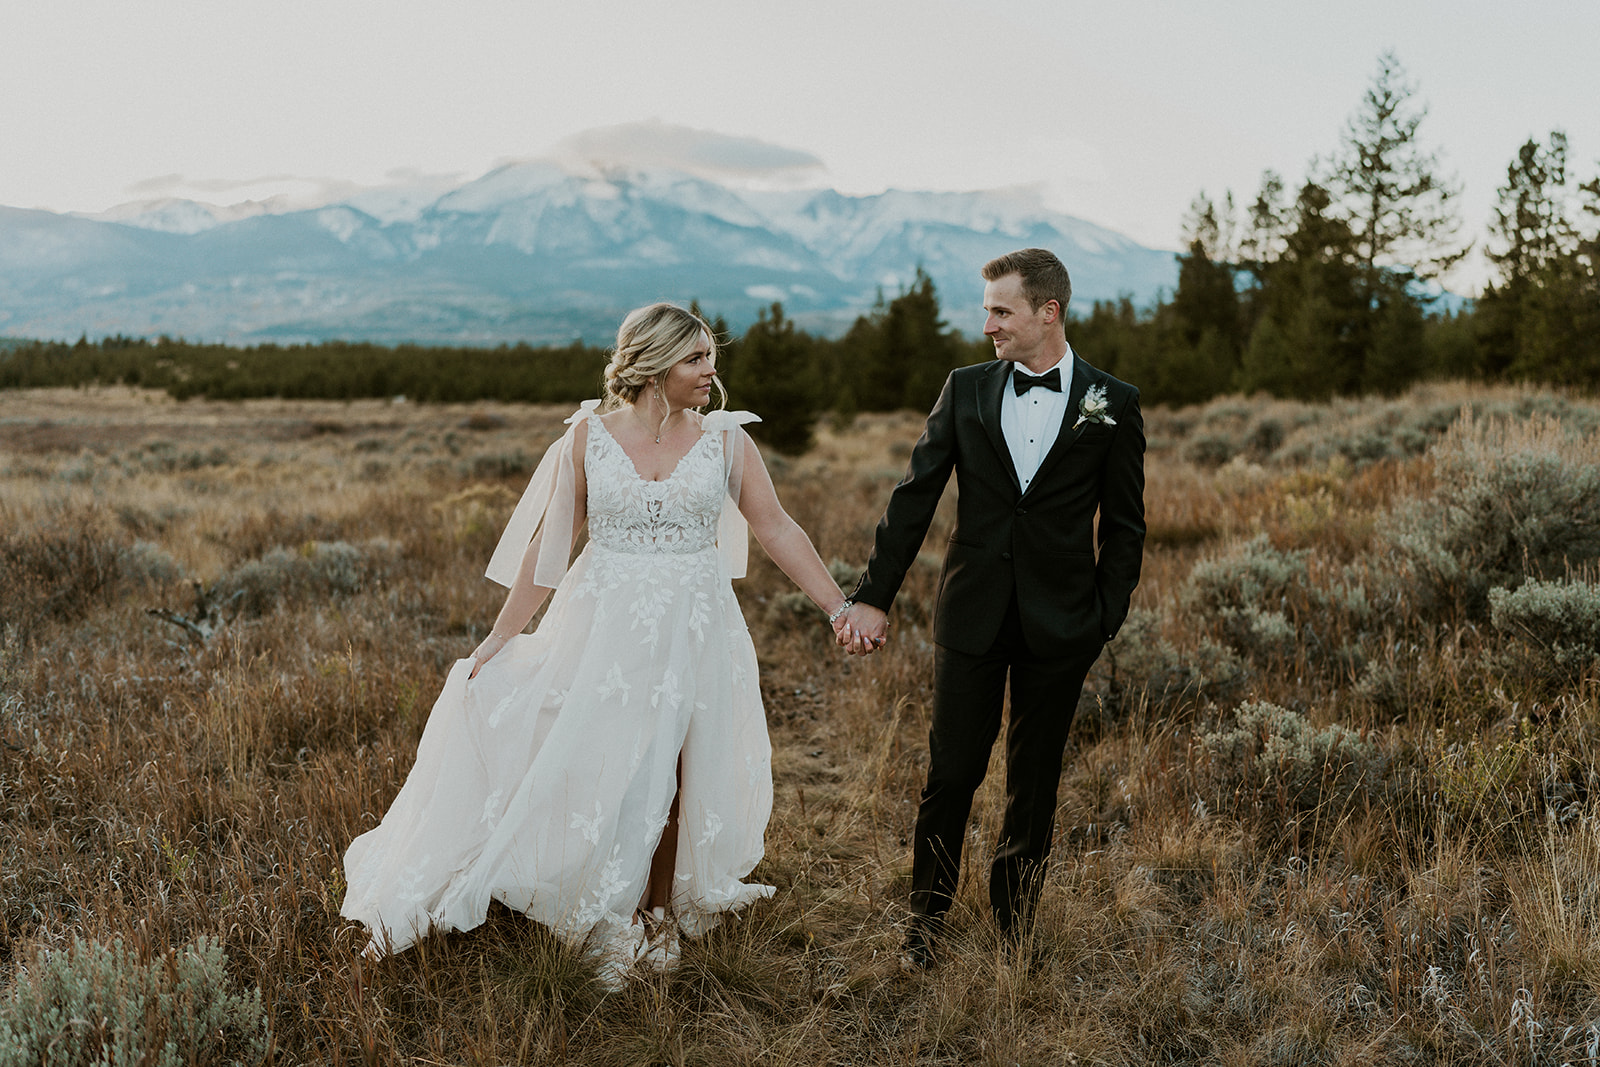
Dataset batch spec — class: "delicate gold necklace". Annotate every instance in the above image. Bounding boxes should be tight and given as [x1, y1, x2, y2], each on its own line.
[634, 403, 671, 444]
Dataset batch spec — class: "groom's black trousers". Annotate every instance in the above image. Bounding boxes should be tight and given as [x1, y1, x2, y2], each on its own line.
[909, 595, 1100, 936]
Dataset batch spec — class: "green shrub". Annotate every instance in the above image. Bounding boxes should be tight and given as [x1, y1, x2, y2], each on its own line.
[1489, 578, 1600, 679]
[0, 936, 270, 1067]
[1430, 734, 1536, 827]
[1380, 412, 1600, 620]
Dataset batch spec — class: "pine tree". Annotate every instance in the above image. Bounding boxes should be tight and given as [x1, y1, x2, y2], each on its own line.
[1328, 51, 1468, 290]
[1477, 132, 1591, 381]
[726, 303, 818, 454]
[1487, 132, 1576, 284]
[1364, 283, 1426, 394]
[884, 268, 966, 412]
[1164, 192, 1243, 402]
[848, 270, 970, 413]
[1239, 170, 1290, 282]
[1237, 182, 1365, 399]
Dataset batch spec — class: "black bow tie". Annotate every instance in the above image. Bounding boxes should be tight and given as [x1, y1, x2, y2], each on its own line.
[1012, 368, 1061, 396]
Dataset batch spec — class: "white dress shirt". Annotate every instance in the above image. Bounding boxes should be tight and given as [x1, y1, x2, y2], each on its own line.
[1000, 346, 1074, 494]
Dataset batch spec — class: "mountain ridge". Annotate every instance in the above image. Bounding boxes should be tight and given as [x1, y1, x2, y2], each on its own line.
[1, 162, 1178, 344]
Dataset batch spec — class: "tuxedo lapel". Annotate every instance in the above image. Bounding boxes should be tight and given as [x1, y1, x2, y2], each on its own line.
[1025, 355, 1097, 497]
[976, 361, 1022, 494]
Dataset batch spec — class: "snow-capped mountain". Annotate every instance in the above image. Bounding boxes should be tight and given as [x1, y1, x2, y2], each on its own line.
[0, 161, 1177, 345]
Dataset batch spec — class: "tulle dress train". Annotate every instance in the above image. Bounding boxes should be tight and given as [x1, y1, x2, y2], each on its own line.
[341, 403, 774, 956]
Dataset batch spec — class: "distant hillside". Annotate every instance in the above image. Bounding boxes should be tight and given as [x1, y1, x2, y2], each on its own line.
[0, 164, 1177, 345]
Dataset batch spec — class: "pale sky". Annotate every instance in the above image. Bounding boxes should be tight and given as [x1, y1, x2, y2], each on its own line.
[3, 0, 1598, 294]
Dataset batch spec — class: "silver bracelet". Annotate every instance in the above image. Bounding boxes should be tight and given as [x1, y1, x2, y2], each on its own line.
[827, 600, 854, 625]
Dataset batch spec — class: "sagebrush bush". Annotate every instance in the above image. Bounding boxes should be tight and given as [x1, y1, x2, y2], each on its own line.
[217, 538, 399, 616]
[1182, 535, 1313, 662]
[1101, 608, 1246, 714]
[0, 936, 270, 1067]
[1380, 412, 1600, 620]
[467, 448, 536, 479]
[1489, 577, 1600, 679]
[1152, 385, 1600, 475]
[1199, 700, 1385, 817]
[125, 538, 184, 589]
[135, 440, 232, 473]
[1183, 535, 1308, 617]
[1180, 431, 1238, 468]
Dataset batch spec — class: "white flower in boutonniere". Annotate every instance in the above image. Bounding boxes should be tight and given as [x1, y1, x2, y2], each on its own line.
[1073, 384, 1117, 429]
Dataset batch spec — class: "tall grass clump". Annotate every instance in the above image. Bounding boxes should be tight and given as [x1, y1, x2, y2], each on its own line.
[0, 520, 131, 643]
[0, 936, 271, 1067]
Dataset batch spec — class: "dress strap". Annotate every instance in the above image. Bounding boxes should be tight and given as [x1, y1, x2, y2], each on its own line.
[483, 400, 601, 588]
[564, 398, 603, 425]
[703, 410, 761, 580]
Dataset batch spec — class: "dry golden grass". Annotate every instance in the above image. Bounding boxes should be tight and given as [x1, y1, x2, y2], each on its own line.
[3, 382, 1600, 1065]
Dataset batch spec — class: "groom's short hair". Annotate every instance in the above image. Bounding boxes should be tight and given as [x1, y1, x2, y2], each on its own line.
[982, 249, 1072, 327]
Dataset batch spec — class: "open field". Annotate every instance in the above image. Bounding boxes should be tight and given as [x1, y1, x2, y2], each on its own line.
[3, 383, 1600, 1065]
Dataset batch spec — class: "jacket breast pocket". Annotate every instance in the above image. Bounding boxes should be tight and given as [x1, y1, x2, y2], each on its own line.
[1074, 424, 1114, 445]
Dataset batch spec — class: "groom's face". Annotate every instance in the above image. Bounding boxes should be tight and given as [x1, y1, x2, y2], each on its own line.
[982, 273, 1059, 366]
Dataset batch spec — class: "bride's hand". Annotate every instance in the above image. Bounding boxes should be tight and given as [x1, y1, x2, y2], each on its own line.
[469, 630, 513, 678]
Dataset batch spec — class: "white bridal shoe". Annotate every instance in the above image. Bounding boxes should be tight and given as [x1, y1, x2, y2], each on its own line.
[639, 906, 681, 973]
[591, 920, 647, 992]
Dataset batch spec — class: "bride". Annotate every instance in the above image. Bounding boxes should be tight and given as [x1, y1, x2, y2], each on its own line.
[340, 303, 855, 988]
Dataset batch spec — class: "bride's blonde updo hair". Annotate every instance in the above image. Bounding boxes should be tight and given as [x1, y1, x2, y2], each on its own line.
[602, 303, 726, 411]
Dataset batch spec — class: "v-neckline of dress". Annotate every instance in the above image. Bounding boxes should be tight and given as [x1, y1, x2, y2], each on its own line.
[592, 413, 711, 485]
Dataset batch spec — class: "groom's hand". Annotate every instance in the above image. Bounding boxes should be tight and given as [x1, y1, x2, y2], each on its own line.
[835, 603, 888, 655]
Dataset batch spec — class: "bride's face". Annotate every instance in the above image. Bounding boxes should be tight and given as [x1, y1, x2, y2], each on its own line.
[659, 333, 717, 410]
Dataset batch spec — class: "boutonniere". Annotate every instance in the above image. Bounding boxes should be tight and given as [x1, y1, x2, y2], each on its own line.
[1073, 384, 1117, 429]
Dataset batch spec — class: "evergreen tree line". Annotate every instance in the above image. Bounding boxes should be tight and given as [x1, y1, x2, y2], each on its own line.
[4, 55, 1596, 455]
[0, 272, 987, 456]
[1074, 52, 1600, 406]
[0, 335, 611, 404]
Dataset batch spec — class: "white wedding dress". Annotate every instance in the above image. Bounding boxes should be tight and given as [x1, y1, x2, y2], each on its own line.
[341, 402, 774, 957]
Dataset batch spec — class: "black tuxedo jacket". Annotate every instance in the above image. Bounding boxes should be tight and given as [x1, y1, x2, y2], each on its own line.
[853, 355, 1145, 658]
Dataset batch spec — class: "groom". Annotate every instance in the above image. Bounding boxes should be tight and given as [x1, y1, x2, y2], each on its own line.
[837, 247, 1145, 966]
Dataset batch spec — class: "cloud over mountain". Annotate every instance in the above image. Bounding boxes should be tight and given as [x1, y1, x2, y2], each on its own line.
[552, 120, 828, 185]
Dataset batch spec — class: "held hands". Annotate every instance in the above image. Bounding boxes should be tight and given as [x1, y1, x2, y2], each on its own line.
[832, 602, 888, 656]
